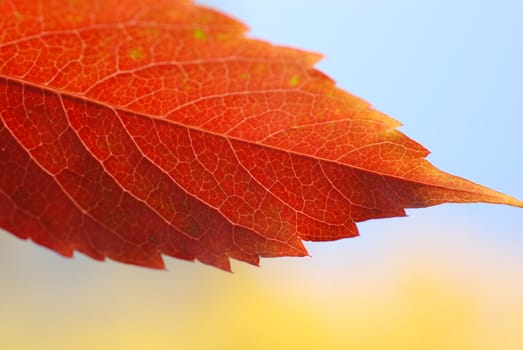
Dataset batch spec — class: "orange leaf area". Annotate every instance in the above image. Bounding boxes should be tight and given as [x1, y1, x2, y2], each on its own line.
[0, 0, 521, 270]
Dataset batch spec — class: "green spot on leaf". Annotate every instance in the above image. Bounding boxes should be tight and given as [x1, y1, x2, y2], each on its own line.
[13, 11, 24, 21]
[128, 48, 145, 60]
[193, 28, 207, 40]
[240, 72, 250, 80]
[145, 28, 160, 37]
[65, 14, 81, 23]
[289, 75, 300, 87]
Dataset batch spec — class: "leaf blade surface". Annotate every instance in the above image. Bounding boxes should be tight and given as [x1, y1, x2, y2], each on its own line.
[1, 0, 521, 270]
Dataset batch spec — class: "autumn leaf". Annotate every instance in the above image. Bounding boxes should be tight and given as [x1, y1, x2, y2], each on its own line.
[0, 0, 521, 271]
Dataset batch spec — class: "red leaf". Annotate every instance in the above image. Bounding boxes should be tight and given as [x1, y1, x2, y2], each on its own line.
[1, 0, 521, 270]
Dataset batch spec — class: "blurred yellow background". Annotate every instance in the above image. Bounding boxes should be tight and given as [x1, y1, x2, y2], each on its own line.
[1, 208, 522, 350]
